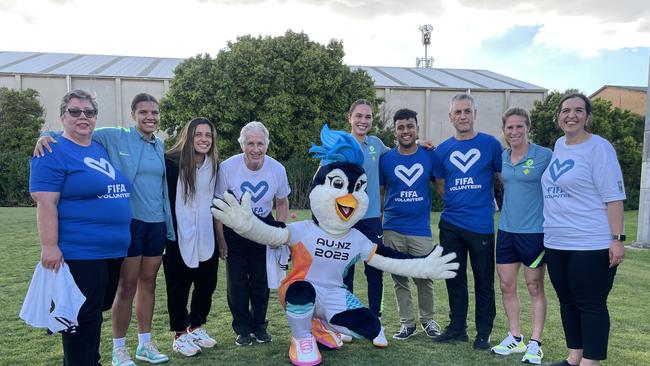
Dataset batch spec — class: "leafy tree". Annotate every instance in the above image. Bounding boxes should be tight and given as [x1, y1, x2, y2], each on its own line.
[0, 88, 44, 206]
[530, 90, 644, 210]
[160, 31, 381, 162]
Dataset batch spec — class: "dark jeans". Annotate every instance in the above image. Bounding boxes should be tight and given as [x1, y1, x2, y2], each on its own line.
[163, 239, 218, 332]
[225, 228, 269, 336]
[438, 219, 495, 337]
[546, 248, 617, 360]
[342, 217, 384, 317]
[62, 258, 123, 366]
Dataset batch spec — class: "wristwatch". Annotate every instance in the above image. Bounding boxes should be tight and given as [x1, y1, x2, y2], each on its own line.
[611, 234, 626, 242]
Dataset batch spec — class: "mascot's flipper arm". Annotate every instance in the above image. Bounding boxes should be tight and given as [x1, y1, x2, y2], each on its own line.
[211, 191, 289, 247]
[368, 245, 459, 280]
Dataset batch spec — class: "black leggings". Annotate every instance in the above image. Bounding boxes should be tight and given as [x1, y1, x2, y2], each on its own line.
[545, 248, 617, 360]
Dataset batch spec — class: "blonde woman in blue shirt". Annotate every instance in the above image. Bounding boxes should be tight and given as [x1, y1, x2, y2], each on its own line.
[36, 93, 173, 365]
[491, 108, 552, 364]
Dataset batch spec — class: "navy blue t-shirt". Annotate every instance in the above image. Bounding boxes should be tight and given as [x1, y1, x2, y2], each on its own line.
[433, 132, 502, 234]
[380, 147, 437, 236]
[29, 136, 132, 260]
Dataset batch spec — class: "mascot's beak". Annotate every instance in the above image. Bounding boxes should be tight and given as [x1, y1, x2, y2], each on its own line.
[335, 193, 357, 221]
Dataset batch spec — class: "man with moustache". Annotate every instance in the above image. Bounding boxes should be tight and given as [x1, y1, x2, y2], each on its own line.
[379, 109, 441, 341]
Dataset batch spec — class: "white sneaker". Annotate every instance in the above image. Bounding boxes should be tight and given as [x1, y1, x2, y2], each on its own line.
[372, 326, 388, 348]
[339, 333, 353, 343]
[289, 335, 321, 366]
[173, 333, 201, 357]
[522, 341, 544, 364]
[491, 332, 526, 355]
[189, 327, 217, 348]
[112, 347, 136, 366]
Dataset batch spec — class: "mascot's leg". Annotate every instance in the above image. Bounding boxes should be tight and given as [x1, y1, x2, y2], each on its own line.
[285, 281, 321, 366]
[330, 308, 387, 348]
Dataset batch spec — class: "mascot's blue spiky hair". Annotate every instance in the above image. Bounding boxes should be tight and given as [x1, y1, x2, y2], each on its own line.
[308, 124, 364, 166]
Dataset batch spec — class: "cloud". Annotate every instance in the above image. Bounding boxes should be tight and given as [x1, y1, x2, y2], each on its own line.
[458, 0, 649, 24]
[0, 0, 76, 23]
[200, 0, 445, 18]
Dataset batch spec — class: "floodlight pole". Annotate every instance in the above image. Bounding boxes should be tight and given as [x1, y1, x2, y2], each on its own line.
[634, 54, 650, 248]
[416, 24, 434, 68]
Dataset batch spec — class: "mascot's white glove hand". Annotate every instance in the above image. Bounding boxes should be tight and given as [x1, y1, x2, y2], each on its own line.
[420, 245, 459, 280]
[368, 245, 459, 280]
[211, 191, 289, 247]
[211, 191, 254, 234]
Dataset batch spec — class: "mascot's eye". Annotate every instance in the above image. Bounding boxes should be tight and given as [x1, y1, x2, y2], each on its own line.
[328, 176, 345, 189]
[354, 179, 366, 192]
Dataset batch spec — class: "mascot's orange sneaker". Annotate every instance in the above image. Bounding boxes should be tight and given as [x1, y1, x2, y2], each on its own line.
[289, 335, 321, 366]
[311, 318, 343, 349]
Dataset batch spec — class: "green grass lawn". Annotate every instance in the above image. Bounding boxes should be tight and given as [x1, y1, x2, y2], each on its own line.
[1, 208, 648, 365]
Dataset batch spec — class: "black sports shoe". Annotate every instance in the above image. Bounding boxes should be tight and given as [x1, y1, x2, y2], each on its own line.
[392, 324, 417, 340]
[434, 327, 469, 343]
[254, 329, 272, 343]
[421, 320, 441, 338]
[473, 336, 491, 350]
[235, 333, 253, 346]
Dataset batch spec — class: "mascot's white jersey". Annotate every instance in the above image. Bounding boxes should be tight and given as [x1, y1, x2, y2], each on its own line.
[282, 220, 377, 291]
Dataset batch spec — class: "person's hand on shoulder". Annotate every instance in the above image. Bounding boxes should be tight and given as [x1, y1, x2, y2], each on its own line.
[34, 136, 57, 157]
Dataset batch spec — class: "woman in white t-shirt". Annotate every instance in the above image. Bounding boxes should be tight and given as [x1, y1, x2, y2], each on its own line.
[541, 93, 626, 366]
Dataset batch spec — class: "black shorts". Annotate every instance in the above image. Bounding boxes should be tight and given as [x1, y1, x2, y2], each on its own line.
[127, 219, 166, 257]
[496, 230, 544, 268]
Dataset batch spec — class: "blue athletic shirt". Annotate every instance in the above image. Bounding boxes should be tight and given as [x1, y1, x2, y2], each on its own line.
[380, 146, 437, 236]
[357, 135, 391, 219]
[433, 132, 503, 234]
[499, 143, 552, 233]
[29, 136, 132, 260]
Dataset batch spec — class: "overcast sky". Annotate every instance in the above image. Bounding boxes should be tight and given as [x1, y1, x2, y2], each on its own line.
[1, 0, 648, 95]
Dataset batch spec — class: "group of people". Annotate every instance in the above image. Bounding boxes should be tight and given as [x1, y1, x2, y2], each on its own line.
[27, 89, 625, 366]
[373, 92, 625, 366]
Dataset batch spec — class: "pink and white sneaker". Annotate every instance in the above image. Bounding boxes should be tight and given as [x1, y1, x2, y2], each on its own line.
[289, 335, 321, 366]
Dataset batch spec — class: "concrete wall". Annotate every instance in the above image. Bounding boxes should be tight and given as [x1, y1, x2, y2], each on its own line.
[378, 88, 545, 145]
[1, 73, 544, 144]
[592, 87, 647, 116]
[0, 73, 169, 130]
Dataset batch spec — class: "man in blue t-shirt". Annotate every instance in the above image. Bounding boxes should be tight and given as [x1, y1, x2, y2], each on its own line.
[379, 109, 441, 341]
[432, 93, 502, 350]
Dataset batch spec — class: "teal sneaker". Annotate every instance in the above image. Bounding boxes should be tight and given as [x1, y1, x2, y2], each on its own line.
[491, 332, 526, 355]
[522, 341, 544, 364]
[112, 347, 136, 366]
[135, 342, 169, 364]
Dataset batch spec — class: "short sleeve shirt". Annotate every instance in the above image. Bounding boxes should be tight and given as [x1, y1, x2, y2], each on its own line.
[379, 147, 437, 236]
[542, 135, 626, 250]
[357, 136, 391, 219]
[433, 132, 503, 234]
[498, 143, 552, 233]
[29, 136, 132, 260]
[214, 154, 291, 217]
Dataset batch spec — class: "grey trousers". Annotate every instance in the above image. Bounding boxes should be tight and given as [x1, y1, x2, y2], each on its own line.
[383, 230, 435, 327]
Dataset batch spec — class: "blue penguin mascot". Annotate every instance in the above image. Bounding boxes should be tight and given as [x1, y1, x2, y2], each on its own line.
[212, 125, 458, 366]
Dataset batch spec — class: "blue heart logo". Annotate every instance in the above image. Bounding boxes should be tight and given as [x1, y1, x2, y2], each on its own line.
[549, 159, 574, 182]
[240, 181, 269, 203]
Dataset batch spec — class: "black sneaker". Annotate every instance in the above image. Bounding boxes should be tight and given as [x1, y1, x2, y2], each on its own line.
[421, 320, 441, 338]
[473, 336, 491, 350]
[254, 329, 272, 343]
[434, 327, 469, 343]
[235, 333, 253, 346]
[392, 324, 417, 340]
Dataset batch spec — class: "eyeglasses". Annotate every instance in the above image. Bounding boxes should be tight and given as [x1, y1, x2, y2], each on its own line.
[66, 108, 98, 118]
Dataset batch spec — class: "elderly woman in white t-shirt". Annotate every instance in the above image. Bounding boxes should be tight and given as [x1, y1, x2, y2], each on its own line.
[541, 93, 625, 366]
